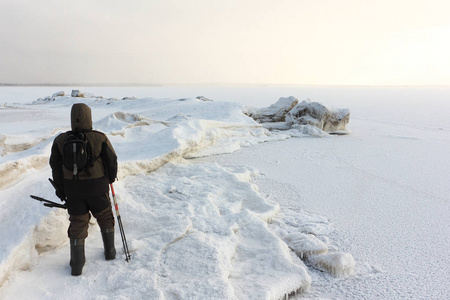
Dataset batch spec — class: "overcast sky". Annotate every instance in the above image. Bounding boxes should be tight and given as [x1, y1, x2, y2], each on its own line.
[1, 0, 449, 86]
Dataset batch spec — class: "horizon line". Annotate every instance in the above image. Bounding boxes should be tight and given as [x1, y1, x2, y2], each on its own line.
[1, 83, 450, 88]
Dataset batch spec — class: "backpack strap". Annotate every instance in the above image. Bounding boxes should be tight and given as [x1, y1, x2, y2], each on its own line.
[72, 130, 84, 179]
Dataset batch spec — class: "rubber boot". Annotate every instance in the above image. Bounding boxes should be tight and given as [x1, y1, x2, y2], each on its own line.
[70, 239, 85, 276]
[101, 228, 116, 260]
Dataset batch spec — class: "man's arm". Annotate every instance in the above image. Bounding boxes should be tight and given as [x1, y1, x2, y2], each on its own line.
[101, 137, 118, 183]
[49, 139, 65, 200]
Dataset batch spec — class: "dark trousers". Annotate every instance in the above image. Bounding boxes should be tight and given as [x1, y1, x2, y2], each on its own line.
[66, 193, 115, 239]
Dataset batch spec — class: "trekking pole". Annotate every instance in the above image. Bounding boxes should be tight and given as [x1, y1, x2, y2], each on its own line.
[110, 183, 131, 262]
[30, 195, 67, 209]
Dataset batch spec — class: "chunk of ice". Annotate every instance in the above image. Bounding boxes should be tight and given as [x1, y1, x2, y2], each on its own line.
[307, 252, 356, 277]
[285, 232, 328, 259]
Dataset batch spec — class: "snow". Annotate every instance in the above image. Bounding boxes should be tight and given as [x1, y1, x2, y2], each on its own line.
[0, 86, 450, 299]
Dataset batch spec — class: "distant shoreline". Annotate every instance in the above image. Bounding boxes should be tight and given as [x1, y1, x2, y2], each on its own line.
[1, 83, 449, 88]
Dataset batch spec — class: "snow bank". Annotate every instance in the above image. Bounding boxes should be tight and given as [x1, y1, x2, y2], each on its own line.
[0, 138, 53, 189]
[0, 90, 355, 298]
[90, 99, 284, 177]
[0, 207, 68, 287]
[120, 162, 311, 299]
[267, 201, 354, 278]
[33, 209, 69, 254]
[0, 155, 48, 189]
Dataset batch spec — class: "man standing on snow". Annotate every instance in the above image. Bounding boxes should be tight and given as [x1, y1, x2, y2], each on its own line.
[49, 103, 118, 276]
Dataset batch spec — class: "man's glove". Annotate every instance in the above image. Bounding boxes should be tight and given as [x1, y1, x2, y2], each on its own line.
[49, 178, 65, 201]
[55, 189, 66, 202]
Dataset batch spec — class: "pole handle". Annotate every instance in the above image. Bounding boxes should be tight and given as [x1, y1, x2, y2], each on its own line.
[110, 183, 120, 214]
[110, 183, 116, 196]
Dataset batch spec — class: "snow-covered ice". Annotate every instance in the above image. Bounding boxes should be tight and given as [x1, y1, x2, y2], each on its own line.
[245, 97, 350, 134]
[0, 86, 449, 299]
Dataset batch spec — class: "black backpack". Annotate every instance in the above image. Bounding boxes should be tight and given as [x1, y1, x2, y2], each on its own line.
[62, 131, 93, 177]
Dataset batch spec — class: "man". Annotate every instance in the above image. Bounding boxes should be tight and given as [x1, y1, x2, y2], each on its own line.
[50, 103, 118, 276]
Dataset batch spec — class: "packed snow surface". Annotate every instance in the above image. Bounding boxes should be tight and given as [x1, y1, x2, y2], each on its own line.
[0, 86, 449, 299]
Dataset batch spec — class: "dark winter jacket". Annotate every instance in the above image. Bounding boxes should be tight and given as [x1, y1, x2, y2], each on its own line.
[49, 103, 118, 199]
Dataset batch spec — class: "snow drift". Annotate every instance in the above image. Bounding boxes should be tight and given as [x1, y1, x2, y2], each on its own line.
[0, 91, 355, 299]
